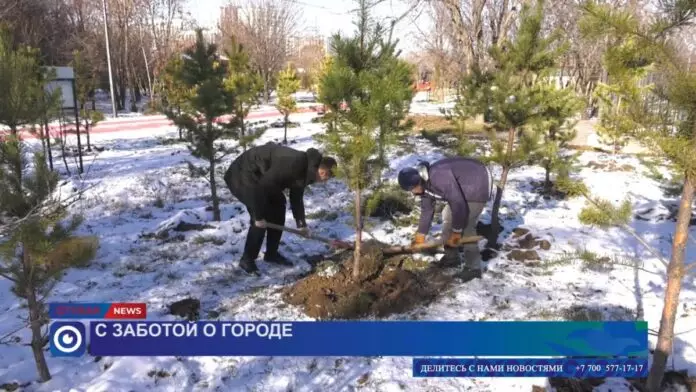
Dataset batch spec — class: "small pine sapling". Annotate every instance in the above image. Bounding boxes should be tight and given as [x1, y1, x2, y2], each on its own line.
[224, 35, 264, 151]
[532, 80, 585, 195]
[164, 29, 237, 221]
[72, 50, 102, 151]
[161, 55, 194, 141]
[451, 0, 564, 246]
[276, 66, 300, 144]
[0, 147, 98, 383]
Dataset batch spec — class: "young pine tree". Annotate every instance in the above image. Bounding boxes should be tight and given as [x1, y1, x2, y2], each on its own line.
[33, 67, 62, 172]
[224, 35, 264, 151]
[317, 55, 342, 132]
[319, 0, 413, 278]
[161, 55, 193, 141]
[0, 146, 98, 383]
[165, 29, 236, 221]
[0, 28, 44, 137]
[276, 66, 300, 144]
[581, 1, 696, 390]
[452, 0, 564, 247]
[72, 49, 104, 151]
[532, 81, 585, 194]
[592, 41, 651, 154]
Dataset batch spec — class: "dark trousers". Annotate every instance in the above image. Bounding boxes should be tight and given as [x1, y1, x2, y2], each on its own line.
[226, 175, 286, 261]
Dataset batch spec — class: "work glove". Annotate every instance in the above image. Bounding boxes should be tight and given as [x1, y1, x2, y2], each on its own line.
[445, 232, 462, 248]
[412, 233, 426, 247]
[254, 219, 267, 228]
[297, 225, 310, 237]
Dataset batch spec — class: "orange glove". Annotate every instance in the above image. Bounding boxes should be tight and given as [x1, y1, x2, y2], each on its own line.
[412, 233, 426, 247]
[445, 232, 462, 248]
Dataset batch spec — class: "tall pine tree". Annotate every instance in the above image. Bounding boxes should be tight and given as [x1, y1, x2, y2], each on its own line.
[224, 34, 264, 151]
[276, 65, 300, 145]
[581, 1, 696, 389]
[165, 29, 236, 221]
[451, 0, 565, 247]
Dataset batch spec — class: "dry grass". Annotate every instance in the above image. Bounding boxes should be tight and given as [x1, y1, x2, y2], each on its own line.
[406, 115, 485, 134]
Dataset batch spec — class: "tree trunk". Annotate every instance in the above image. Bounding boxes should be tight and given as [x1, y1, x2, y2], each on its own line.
[283, 113, 288, 144]
[44, 119, 54, 171]
[240, 117, 247, 151]
[352, 187, 363, 280]
[9, 127, 22, 194]
[645, 171, 695, 391]
[59, 123, 71, 176]
[208, 124, 221, 222]
[85, 121, 92, 151]
[40, 123, 48, 160]
[377, 125, 386, 186]
[263, 74, 270, 104]
[544, 163, 552, 193]
[489, 127, 516, 247]
[23, 250, 51, 382]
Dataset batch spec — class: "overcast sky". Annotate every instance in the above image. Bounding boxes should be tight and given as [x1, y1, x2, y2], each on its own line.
[185, 0, 428, 55]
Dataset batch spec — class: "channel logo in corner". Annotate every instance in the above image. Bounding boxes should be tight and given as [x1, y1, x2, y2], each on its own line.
[50, 322, 86, 357]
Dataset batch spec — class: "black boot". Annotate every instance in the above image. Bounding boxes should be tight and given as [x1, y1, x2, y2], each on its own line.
[239, 257, 260, 275]
[263, 252, 293, 266]
[438, 247, 462, 267]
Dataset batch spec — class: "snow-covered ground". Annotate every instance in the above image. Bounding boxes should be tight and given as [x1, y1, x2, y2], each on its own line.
[1, 109, 695, 392]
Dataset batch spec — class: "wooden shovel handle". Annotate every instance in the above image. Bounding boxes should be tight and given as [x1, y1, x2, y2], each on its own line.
[263, 222, 354, 249]
[382, 235, 484, 256]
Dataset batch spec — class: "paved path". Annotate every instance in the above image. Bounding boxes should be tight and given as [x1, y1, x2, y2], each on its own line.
[570, 119, 651, 154]
[2, 106, 322, 140]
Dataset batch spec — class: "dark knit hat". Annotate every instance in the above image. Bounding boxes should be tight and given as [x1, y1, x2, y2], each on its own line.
[398, 167, 422, 191]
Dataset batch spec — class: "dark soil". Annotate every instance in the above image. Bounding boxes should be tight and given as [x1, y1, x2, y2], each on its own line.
[507, 249, 540, 263]
[282, 241, 457, 319]
[368, 194, 413, 219]
[548, 377, 606, 392]
[168, 298, 200, 321]
[530, 180, 571, 200]
[504, 227, 552, 253]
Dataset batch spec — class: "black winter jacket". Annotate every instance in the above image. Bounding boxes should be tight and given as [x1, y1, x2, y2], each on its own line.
[224, 142, 323, 227]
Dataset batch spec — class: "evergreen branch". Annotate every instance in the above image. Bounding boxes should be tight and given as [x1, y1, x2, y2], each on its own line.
[580, 189, 671, 269]
[0, 269, 17, 282]
[685, 262, 696, 274]
[0, 321, 30, 345]
[0, 183, 95, 238]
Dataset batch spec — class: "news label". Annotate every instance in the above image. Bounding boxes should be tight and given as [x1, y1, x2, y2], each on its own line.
[49, 302, 147, 319]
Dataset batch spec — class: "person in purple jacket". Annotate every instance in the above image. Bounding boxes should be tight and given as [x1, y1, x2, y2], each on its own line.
[397, 157, 493, 279]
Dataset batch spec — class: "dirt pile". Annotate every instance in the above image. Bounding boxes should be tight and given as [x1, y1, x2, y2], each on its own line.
[282, 241, 456, 319]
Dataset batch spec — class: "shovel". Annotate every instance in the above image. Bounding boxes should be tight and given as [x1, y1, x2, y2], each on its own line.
[262, 222, 482, 255]
[263, 222, 354, 249]
[380, 235, 484, 256]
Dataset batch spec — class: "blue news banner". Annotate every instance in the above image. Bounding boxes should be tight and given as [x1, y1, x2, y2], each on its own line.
[50, 320, 648, 377]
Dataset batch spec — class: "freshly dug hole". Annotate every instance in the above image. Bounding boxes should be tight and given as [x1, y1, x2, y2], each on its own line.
[282, 241, 455, 319]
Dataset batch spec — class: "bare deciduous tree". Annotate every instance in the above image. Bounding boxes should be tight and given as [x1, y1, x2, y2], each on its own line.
[220, 0, 301, 103]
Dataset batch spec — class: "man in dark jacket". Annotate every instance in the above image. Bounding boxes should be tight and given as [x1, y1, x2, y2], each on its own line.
[224, 142, 337, 274]
[397, 157, 492, 279]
